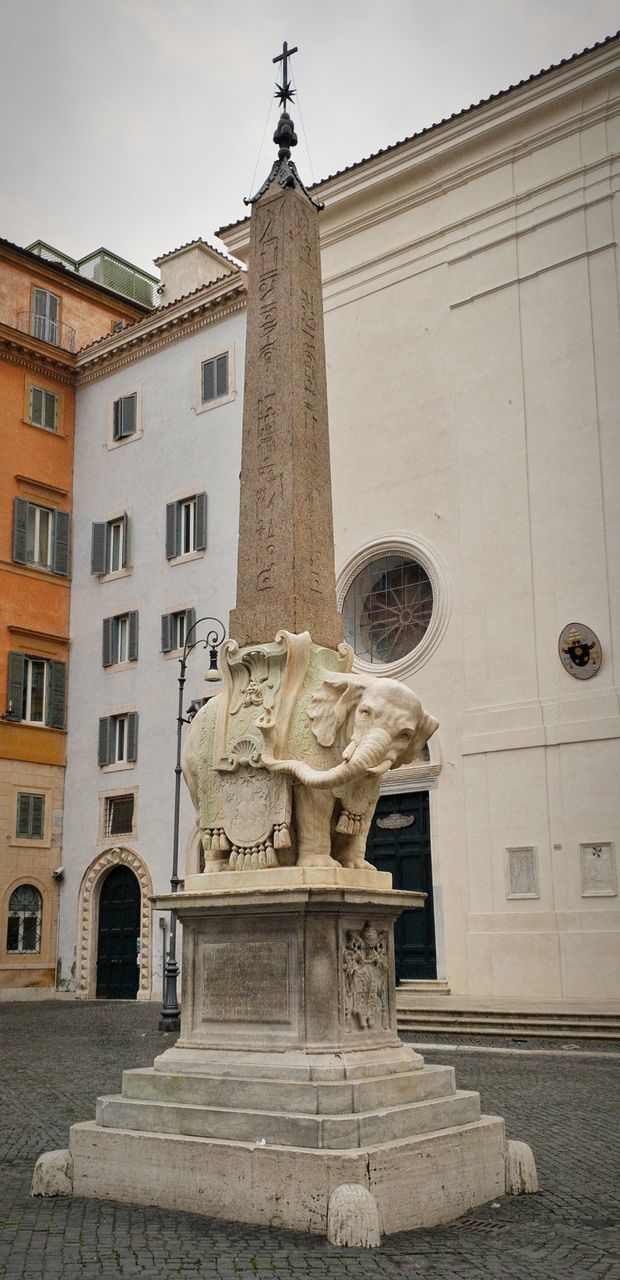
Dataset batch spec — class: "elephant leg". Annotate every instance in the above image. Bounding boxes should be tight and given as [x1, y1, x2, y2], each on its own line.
[294, 786, 340, 868]
[332, 811, 375, 871]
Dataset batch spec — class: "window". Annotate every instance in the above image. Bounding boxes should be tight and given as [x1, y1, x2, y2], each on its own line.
[6, 653, 66, 729]
[98, 712, 138, 767]
[13, 499, 69, 575]
[201, 352, 229, 405]
[112, 393, 138, 442]
[6, 885, 42, 954]
[342, 554, 433, 665]
[104, 793, 135, 837]
[161, 607, 196, 653]
[31, 288, 60, 345]
[91, 514, 129, 576]
[16, 792, 45, 840]
[29, 385, 58, 431]
[102, 612, 139, 667]
[166, 493, 207, 560]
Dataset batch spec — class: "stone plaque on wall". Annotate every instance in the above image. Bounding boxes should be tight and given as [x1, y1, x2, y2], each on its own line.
[505, 846, 539, 899]
[201, 940, 291, 1023]
[580, 843, 617, 897]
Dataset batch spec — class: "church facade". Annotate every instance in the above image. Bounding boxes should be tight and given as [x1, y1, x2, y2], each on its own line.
[55, 34, 620, 1008]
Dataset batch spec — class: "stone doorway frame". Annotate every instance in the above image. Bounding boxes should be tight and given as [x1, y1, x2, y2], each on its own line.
[76, 846, 153, 1000]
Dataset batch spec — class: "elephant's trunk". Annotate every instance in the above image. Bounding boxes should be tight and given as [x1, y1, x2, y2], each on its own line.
[265, 726, 392, 789]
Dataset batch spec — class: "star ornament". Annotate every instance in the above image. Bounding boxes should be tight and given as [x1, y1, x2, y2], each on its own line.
[274, 79, 296, 107]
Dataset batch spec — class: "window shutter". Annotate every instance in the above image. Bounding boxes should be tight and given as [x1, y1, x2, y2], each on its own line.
[30, 386, 43, 425]
[17, 793, 32, 838]
[165, 502, 178, 559]
[47, 661, 66, 730]
[216, 352, 228, 398]
[43, 390, 57, 431]
[122, 394, 137, 437]
[13, 497, 28, 565]
[185, 607, 196, 639]
[128, 611, 139, 662]
[112, 398, 121, 441]
[102, 617, 114, 668]
[202, 359, 215, 403]
[7, 651, 26, 720]
[31, 794, 45, 839]
[91, 522, 106, 575]
[127, 712, 138, 763]
[161, 613, 172, 653]
[98, 717, 111, 767]
[122, 511, 130, 568]
[195, 492, 207, 551]
[52, 509, 70, 576]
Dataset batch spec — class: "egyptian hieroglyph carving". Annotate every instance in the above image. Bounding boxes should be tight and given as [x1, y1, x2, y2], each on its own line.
[342, 923, 389, 1030]
[181, 629, 438, 873]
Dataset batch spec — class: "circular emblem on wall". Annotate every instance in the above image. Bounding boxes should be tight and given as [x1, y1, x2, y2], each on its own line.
[558, 623, 602, 680]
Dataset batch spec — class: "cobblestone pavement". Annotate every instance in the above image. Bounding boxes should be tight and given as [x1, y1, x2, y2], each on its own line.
[0, 1001, 618, 1280]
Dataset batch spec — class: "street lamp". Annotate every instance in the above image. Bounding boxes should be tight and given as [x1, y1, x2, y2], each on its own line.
[159, 615, 226, 1032]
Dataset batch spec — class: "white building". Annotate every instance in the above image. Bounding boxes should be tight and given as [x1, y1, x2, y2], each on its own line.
[58, 34, 620, 1013]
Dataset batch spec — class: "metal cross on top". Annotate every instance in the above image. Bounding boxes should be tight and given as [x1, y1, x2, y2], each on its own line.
[273, 40, 298, 108]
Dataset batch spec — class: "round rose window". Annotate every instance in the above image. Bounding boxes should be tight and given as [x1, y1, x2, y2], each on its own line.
[342, 554, 433, 665]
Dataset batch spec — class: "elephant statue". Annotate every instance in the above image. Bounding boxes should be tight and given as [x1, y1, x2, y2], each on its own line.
[181, 630, 438, 876]
[257, 673, 438, 870]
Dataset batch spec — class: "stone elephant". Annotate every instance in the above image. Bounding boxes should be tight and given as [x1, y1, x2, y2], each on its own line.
[257, 672, 438, 870]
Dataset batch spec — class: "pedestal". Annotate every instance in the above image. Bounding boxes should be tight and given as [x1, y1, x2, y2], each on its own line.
[65, 869, 507, 1236]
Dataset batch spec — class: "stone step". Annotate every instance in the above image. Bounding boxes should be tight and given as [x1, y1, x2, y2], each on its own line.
[396, 1010, 620, 1038]
[96, 1087, 481, 1150]
[121, 1064, 456, 1116]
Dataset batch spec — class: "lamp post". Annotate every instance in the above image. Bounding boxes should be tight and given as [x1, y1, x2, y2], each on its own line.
[159, 615, 226, 1033]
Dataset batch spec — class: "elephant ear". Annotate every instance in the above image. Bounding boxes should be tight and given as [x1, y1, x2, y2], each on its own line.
[308, 674, 366, 747]
[398, 712, 439, 765]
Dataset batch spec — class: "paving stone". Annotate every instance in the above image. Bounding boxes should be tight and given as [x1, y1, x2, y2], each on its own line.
[0, 1001, 618, 1279]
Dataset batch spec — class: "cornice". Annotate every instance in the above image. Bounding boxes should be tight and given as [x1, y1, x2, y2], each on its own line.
[0, 242, 147, 319]
[76, 283, 247, 386]
[0, 326, 76, 385]
[8, 625, 69, 644]
[222, 51, 620, 259]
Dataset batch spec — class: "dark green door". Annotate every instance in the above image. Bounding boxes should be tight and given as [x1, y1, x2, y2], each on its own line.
[366, 791, 436, 980]
[96, 865, 140, 999]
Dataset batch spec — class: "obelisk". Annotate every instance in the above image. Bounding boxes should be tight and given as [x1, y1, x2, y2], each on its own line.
[229, 60, 344, 650]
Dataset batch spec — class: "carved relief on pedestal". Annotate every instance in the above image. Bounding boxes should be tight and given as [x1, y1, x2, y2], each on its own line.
[342, 922, 389, 1031]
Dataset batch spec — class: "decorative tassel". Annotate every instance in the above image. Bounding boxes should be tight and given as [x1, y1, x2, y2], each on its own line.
[336, 813, 350, 835]
[278, 822, 291, 849]
[211, 832, 221, 852]
[202, 830, 213, 852]
[219, 830, 231, 852]
[266, 845, 278, 868]
[244, 852, 253, 870]
[258, 846, 267, 869]
[229, 849, 238, 870]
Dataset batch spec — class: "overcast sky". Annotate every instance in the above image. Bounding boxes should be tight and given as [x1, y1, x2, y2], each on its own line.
[1, 0, 618, 274]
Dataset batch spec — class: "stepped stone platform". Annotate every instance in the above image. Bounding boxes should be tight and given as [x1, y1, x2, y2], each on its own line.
[54, 870, 509, 1238]
[396, 992, 620, 1039]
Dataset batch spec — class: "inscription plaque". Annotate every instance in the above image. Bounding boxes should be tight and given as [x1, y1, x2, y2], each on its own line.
[505, 846, 539, 899]
[201, 939, 291, 1023]
[580, 843, 617, 897]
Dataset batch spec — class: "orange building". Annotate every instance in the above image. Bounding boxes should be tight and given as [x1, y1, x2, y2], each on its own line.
[0, 238, 153, 993]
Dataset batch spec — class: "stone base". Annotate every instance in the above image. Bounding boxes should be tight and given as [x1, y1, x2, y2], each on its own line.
[69, 1114, 506, 1236]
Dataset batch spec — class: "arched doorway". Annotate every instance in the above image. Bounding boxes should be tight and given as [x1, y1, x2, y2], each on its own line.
[366, 790, 437, 980]
[96, 865, 141, 999]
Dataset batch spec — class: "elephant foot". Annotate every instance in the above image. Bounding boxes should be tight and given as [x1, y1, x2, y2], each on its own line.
[296, 853, 341, 869]
[336, 858, 375, 871]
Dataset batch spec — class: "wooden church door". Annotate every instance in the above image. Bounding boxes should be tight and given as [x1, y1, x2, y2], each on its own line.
[365, 791, 437, 980]
[96, 865, 141, 999]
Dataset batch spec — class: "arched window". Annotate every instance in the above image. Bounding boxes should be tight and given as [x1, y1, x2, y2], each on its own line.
[6, 884, 42, 954]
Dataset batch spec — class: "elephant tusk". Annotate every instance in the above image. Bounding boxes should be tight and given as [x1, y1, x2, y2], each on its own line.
[367, 760, 392, 777]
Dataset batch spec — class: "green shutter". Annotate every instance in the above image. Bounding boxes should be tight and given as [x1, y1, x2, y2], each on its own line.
[113, 398, 122, 441]
[128, 611, 139, 662]
[195, 492, 207, 550]
[127, 712, 138, 763]
[161, 613, 172, 652]
[47, 661, 66, 730]
[122, 394, 137, 437]
[165, 502, 178, 559]
[91, 522, 106, 575]
[202, 358, 215, 403]
[31, 793, 45, 838]
[98, 717, 111, 767]
[30, 386, 44, 425]
[43, 390, 57, 431]
[122, 512, 130, 568]
[16, 793, 32, 837]
[216, 353, 228, 398]
[102, 617, 114, 668]
[7, 652, 26, 720]
[13, 498, 28, 565]
[185, 607, 196, 639]
[52, 509, 70, 576]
